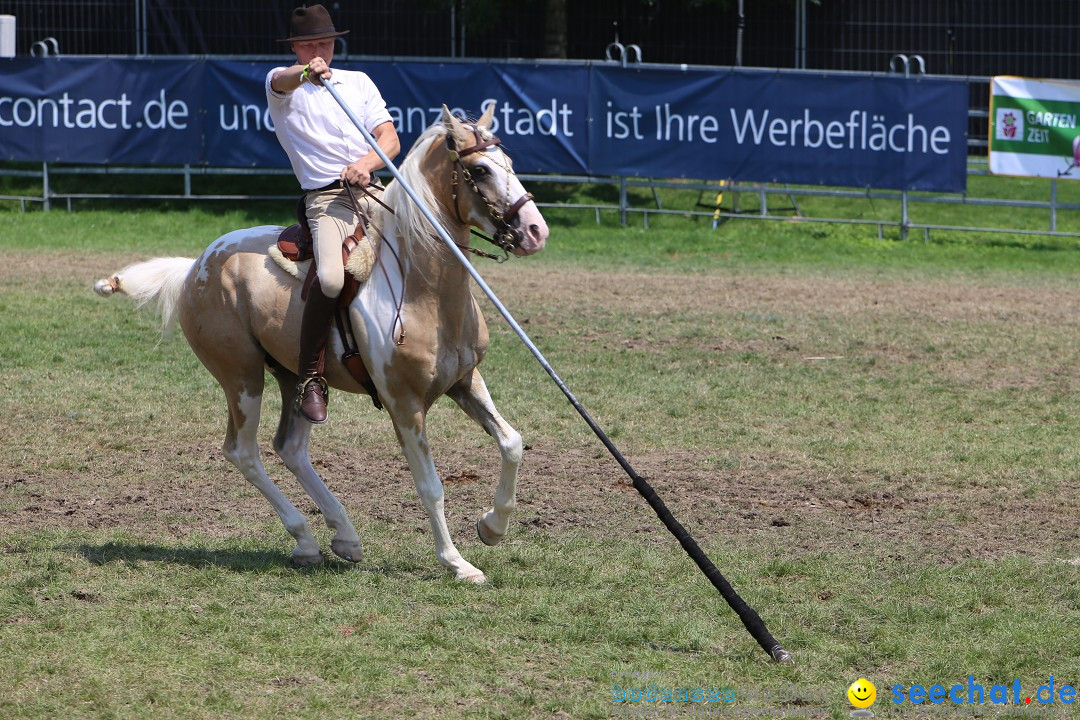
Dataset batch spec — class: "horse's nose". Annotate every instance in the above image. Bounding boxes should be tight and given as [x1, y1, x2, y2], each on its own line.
[518, 221, 547, 254]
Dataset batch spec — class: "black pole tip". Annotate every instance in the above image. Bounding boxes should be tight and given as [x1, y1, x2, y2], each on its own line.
[769, 644, 794, 665]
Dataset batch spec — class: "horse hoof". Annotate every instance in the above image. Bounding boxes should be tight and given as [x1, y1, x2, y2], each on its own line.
[455, 566, 487, 584]
[476, 515, 504, 547]
[291, 548, 324, 566]
[331, 539, 364, 564]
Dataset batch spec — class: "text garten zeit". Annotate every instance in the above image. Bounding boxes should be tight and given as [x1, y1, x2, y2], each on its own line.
[606, 103, 952, 154]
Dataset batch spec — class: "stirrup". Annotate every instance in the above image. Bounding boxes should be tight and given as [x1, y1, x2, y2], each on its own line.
[296, 376, 329, 403]
[296, 375, 330, 420]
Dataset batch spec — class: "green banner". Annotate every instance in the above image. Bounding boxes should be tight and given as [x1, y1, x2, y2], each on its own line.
[992, 97, 1077, 155]
[990, 76, 1080, 179]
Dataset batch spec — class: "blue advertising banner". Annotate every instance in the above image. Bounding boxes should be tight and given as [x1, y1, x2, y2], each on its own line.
[0, 58, 202, 164]
[363, 62, 591, 174]
[176, 60, 591, 172]
[204, 60, 286, 168]
[0, 57, 968, 192]
[589, 67, 968, 191]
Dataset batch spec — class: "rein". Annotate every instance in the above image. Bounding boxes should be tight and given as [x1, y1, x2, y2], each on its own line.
[343, 182, 407, 345]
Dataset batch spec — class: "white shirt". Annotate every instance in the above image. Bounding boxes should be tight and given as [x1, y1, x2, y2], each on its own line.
[265, 67, 394, 190]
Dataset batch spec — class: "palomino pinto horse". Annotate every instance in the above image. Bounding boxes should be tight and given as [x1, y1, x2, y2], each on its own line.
[94, 106, 548, 583]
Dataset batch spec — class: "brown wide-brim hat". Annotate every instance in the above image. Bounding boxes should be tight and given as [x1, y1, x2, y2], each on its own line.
[277, 4, 350, 43]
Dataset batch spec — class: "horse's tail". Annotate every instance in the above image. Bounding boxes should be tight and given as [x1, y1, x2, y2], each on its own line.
[93, 257, 195, 334]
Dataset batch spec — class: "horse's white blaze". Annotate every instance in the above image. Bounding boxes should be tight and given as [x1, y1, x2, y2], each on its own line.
[469, 146, 547, 255]
[467, 147, 513, 229]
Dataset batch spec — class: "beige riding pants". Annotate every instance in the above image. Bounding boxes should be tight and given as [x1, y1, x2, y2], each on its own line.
[304, 183, 383, 298]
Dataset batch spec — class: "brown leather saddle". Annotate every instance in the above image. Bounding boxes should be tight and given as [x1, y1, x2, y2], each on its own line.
[277, 198, 364, 308]
[277, 196, 381, 410]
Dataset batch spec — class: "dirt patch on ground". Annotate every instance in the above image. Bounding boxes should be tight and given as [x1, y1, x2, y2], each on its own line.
[3, 443, 1075, 566]
[26, 251, 1080, 327]
[2, 252, 1077, 565]
[485, 263, 1080, 328]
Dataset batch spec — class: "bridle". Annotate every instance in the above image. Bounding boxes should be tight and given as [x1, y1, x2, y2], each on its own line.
[446, 126, 534, 261]
[344, 125, 533, 264]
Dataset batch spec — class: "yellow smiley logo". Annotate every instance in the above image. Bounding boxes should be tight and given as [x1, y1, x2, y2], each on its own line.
[848, 678, 877, 709]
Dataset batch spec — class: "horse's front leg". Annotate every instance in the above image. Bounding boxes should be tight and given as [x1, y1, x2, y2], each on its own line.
[447, 369, 522, 547]
[391, 407, 486, 583]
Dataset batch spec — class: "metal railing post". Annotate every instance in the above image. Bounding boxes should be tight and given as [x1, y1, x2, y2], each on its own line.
[888, 54, 923, 242]
[143, 0, 148, 55]
[794, 0, 807, 69]
[901, 191, 910, 240]
[619, 177, 628, 226]
[136, 0, 148, 56]
[735, 0, 745, 67]
[1050, 179, 1058, 232]
[42, 162, 50, 212]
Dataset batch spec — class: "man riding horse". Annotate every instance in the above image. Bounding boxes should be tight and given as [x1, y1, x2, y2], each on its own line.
[266, 4, 401, 424]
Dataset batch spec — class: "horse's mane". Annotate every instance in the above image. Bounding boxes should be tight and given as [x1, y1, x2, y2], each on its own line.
[380, 123, 450, 259]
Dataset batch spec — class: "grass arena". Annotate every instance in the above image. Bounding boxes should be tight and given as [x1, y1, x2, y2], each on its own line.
[1, 178, 1078, 717]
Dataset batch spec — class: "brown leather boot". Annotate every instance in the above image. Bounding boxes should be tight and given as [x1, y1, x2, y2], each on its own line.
[297, 281, 337, 424]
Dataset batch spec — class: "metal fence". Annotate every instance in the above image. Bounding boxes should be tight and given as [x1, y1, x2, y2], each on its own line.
[4, 0, 1080, 78]
[6, 154, 1077, 243]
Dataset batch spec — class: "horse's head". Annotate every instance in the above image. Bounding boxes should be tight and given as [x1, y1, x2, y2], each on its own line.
[440, 105, 548, 257]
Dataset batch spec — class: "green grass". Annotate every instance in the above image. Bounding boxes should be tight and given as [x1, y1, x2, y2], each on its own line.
[3, 530, 1076, 719]
[1, 193, 1079, 718]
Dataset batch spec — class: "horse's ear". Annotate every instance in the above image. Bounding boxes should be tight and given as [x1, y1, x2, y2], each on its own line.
[441, 104, 472, 150]
[440, 104, 455, 126]
[477, 101, 495, 130]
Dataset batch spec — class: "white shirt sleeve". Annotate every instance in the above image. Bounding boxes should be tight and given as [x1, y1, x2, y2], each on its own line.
[265, 66, 290, 101]
[352, 72, 394, 133]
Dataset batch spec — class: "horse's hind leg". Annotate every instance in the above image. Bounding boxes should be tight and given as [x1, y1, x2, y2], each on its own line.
[196, 349, 323, 565]
[267, 362, 365, 563]
[447, 369, 522, 546]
